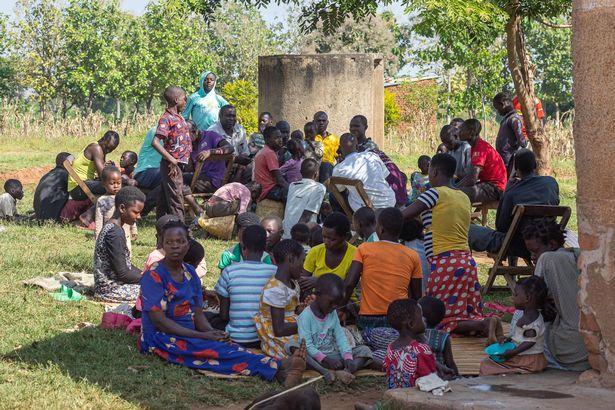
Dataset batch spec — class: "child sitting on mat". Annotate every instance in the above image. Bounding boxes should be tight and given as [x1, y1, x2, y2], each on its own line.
[383, 298, 436, 389]
[419, 296, 458, 378]
[254, 239, 305, 358]
[217, 212, 272, 271]
[287, 274, 374, 384]
[480, 276, 548, 376]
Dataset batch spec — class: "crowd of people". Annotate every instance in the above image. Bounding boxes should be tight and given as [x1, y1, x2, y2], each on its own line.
[1, 73, 590, 398]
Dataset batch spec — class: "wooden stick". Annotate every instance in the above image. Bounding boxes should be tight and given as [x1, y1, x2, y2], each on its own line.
[246, 375, 324, 410]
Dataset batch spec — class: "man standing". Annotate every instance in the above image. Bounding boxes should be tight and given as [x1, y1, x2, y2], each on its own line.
[313, 111, 339, 183]
[493, 92, 527, 173]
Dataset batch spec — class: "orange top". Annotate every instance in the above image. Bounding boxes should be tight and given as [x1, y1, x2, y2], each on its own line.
[354, 241, 422, 316]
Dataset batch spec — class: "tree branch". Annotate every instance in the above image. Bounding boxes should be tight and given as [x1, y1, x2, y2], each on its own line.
[535, 18, 571, 29]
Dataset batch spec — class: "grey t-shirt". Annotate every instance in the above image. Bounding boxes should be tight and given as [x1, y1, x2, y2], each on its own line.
[282, 179, 326, 239]
[449, 142, 473, 179]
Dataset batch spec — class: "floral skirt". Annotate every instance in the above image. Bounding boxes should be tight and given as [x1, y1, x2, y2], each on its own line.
[254, 313, 298, 359]
[138, 332, 279, 381]
[426, 250, 484, 333]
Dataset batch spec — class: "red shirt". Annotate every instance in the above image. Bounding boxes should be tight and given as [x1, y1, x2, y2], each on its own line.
[253, 145, 280, 201]
[471, 138, 507, 191]
[155, 109, 192, 164]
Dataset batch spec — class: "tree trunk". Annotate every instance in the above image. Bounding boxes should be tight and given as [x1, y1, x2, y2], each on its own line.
[555, 102, 560, 127]
[115, 98, 121, 123]
[505, 6, 551, 174]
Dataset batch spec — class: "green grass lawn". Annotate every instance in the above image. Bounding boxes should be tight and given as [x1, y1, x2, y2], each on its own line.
[0, 132, 578, 408]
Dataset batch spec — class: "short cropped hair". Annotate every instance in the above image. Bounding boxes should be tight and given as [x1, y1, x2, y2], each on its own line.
[387, 298, 419, 331]
[493, 92, 512, 103]
[185, 239, 205, 267]
[419, 296, 446, 328]
[263, 126, 279, 141]
[430, 153, 457, 178]
[4, 179, 22, 192]
[300, 158, 319, 179]
[354, 207, 376, 227]
[160, 220, 189, 241]
[156, 214, 181, 235]
[514, 149, 537, 175]
[219, 104, 235, 117]
[377, 207, 404, 237]
[163, 86, 186, 105]
[101, 166, 121, 182]
[114, 186, 146, 208]
[323, 212, 351, 237]
[463, 118, 482, 136]
[290, 223, 311, 244]
[522, 218, 566, 248]
[315, 273, 343, 296]
[400, 218, 424, 242]
[272, 239, 305, 263]
[242, 225, 267, 253]
[55, 152, 72, 167]
[352, 114, 368, 127]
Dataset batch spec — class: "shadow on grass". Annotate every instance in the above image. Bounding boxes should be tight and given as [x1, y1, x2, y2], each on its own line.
[3, 326, 383, 408]
[3, 327, 271, 408]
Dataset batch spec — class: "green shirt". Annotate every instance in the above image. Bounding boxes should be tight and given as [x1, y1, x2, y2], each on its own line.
[217, 243, 273, 270]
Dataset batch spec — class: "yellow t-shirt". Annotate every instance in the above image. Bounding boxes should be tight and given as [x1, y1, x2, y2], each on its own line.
[303, 242, 356, 281]
[417, 186, 471, 258]
[68, 143, 97, 192]
[315, 133, 340, 165]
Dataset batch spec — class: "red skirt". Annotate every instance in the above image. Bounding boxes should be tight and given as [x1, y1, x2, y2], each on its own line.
[427, 250, 484, 333]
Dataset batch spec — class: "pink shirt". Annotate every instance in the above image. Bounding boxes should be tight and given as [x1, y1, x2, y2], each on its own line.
[253, 145, 280, 201]
[210, 182, 252, 214]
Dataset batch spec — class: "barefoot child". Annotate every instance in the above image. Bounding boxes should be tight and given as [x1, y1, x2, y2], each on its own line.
[139, 220, 307, 385]
[289, 274, 374, 383]
[255, 239, 305, 358]
[480, 276, 548, 375]
[384, 298, 436, 388]
[419, 296, 459, 377]
[0, 179, 24, 220]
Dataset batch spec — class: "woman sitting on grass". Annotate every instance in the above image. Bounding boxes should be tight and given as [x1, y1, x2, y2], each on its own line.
[93, 186, 144, 302]
[139, 220, 307, 385]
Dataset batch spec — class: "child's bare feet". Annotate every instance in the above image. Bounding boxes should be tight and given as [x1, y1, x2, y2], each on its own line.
[283, 340, 306, 388]
[485, 317, 501, 346]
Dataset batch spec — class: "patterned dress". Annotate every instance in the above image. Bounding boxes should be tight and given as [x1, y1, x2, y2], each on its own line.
[139, 262, 279, 381]
[384, 340, 437, 389]
[93, 223, 140, 302]
[424, 328, 449, 365]
[254, 278, 300, 358]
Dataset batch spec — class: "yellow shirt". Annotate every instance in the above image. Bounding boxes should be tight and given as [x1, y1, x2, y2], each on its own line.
[303, 242, 356, 281]
[417, 186, 471, 258]
[315, 133, 340, 165]
[68, 143, 97, 191]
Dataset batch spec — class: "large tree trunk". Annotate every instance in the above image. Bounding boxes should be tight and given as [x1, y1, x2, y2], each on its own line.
[505, 6, 551, 174]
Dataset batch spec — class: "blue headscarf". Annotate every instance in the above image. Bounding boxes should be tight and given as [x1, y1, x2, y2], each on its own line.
[182, 71, 229, 131]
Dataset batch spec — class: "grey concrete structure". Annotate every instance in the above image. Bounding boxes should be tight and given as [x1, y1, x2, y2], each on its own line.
[258, 54, 385, 147]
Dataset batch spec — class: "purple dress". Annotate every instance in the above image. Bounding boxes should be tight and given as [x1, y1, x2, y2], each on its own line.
[191, 131, 227, 189]
[138, 261, 279, 380]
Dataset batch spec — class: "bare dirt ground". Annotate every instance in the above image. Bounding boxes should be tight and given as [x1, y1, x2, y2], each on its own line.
[0, 166, 51, 185]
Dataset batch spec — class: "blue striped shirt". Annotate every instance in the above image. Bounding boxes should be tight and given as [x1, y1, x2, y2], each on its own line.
[214, 261, 277, 343]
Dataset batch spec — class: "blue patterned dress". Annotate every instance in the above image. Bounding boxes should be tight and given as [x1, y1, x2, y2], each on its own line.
[138, 261, 279, 380]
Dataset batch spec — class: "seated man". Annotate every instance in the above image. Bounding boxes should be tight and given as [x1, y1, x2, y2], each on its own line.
[439, 124, 472, 181]
[332, 133, 396, 211]
[33, 152, 73, 222]
[458, 119, 507, 203]
[208, 105, 252, 183]
[468, 149, 559, 258]
[254, 126, 289, 203]
[189, 121, 234, 193]
[350, 115, 408, 206]
[68, 130, 120, 201]
[282, 158, 327, 239]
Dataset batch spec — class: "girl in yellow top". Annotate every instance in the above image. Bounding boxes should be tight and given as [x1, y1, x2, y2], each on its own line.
[254, 239, 306, 358]
[300, 212, 356, 293]
[402, 154, 500, 344]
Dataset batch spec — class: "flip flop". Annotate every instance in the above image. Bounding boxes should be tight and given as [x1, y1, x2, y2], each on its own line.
[51, 285, 84, 302]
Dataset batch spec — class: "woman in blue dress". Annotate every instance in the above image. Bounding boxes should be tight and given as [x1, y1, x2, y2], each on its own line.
[182, 71, 228, 132]
[138, 220, 306, 385]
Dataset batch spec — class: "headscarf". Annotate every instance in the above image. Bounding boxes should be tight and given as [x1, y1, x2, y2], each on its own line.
[182, 71, 229, 131]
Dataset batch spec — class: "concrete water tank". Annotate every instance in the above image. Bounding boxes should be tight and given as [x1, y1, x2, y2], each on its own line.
[258, 54, 384, 147]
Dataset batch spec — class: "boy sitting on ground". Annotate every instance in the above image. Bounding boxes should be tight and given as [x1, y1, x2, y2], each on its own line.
[214, 225, 278, 346]
[282, 158, 326, 239]
[0, 179, 24, 220]
[254, 126, 288, 203]
[353, 206, 378, 243]
[119, 150, 138, 186]
[217, 212, 273, 271]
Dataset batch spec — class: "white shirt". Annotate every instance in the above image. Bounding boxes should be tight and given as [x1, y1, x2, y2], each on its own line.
[0, 192, 17, 218]
[208, 121, 249, 157]
[282, 179, 327, 239]
[332, 151, 396, 211]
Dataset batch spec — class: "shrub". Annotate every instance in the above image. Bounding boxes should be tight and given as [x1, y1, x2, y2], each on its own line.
[221, 80, 258, 134]
[384, 88, 401, 131]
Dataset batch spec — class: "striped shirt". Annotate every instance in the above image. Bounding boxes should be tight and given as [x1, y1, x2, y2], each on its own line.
[214, 261, 277, 343]
[417, 186, 471, 258]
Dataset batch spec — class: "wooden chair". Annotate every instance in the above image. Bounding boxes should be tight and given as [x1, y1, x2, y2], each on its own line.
[189, 153, 235, 200]
[325, 176, 373, 220]
[63, 159, 97, 203]
[481, 204, 571, 295]
[471, 201, 500, 226]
